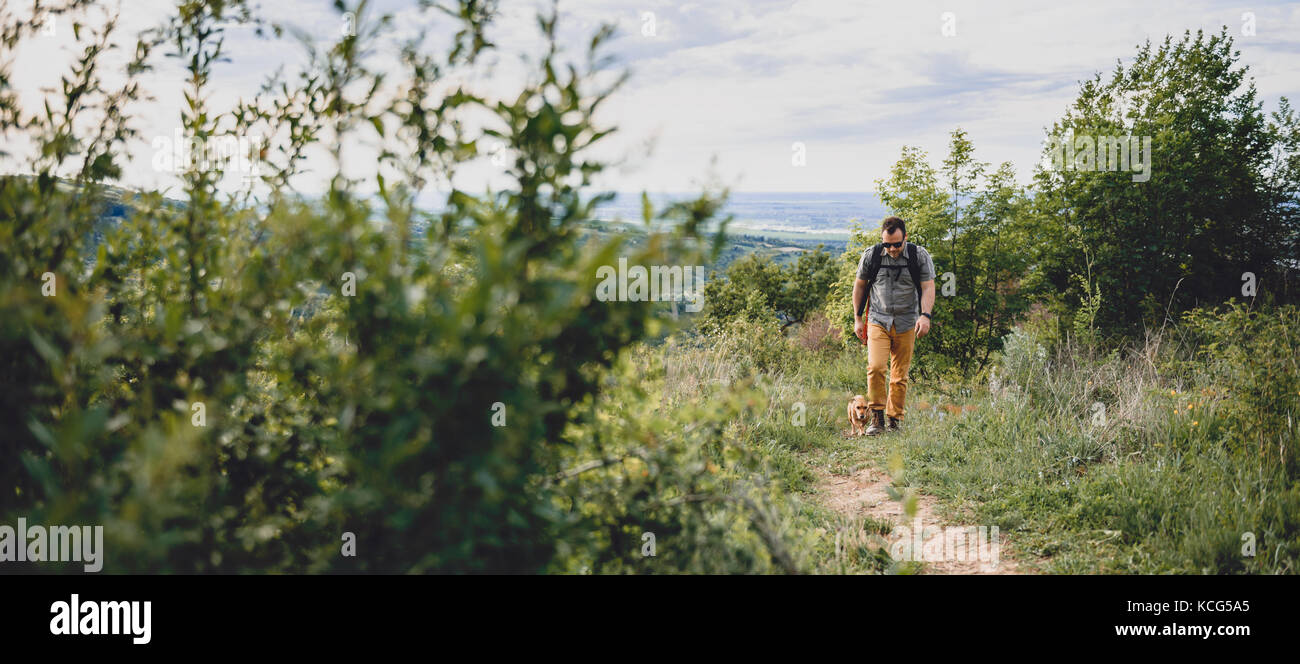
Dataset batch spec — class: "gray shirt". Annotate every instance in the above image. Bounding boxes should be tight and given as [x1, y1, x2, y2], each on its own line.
[857, 243, 936, 334]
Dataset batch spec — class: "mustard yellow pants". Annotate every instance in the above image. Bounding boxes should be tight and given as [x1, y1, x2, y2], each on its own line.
[867, 321, 915, 420]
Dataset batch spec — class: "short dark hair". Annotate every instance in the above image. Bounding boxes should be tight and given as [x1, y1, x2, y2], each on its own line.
[881, 216, 906, 236]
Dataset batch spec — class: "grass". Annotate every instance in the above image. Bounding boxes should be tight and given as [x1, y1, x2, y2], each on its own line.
[647, 308, 1300, 574]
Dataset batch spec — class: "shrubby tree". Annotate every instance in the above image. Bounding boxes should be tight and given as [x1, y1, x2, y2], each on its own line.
[700, 246, 837, 333]
[0, 0, 800, 572]
[825, 129, 1032, 377]
[1027, 29, 1300, 338]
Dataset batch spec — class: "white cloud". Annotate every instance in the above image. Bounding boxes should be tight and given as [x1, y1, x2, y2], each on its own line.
[4, 0, 1297, 194]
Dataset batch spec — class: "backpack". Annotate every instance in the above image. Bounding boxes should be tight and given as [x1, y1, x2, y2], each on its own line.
[861, 242, 923, 314]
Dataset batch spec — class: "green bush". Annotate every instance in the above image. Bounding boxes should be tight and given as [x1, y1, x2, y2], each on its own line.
[0, 0, 801, 573]
[965, 303, 1300, 572]
[700, 246, 837, 334]
[1181, 302, 1300, 476]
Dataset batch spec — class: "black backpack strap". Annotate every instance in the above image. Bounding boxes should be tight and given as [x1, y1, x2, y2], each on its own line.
[906, 243, 922, 313]
[855, 243, 883, 318]
[863, 243, 884, 288]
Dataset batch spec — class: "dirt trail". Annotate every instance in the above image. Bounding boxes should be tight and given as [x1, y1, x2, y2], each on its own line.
[818, 464, 1029, 574]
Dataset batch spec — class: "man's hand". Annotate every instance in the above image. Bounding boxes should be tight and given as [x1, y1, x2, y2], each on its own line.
[854, 318, 867, 345]
[914, 315, 931, 339]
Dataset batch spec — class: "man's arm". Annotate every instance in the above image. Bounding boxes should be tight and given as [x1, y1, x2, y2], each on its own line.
[915, 279, 935, 338]
[853, 278, 869, 319]
[853, 278, 869, 343]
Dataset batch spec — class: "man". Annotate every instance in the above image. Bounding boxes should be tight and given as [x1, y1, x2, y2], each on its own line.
[851, 216, 936, 436]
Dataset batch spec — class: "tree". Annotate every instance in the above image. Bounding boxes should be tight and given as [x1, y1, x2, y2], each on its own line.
[826, 130, 1031, 376]
[1027, 28, 1300, 339]
[700, 246, 837, 333]
[0, 0, 798, 573]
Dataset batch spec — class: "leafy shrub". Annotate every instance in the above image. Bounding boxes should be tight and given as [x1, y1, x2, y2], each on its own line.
[700, 246, 837, 334]
[0, 0, 800, 573]
[708, 289, 794, 378]
[1181, 302, 1300, 476]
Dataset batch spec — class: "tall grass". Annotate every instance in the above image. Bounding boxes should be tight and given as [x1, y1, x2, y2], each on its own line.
[894, 303, 1300, 572]
[651, 301, 1300, 574]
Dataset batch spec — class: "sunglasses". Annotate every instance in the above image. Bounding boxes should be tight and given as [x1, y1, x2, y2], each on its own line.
[882, 241, 905, 248]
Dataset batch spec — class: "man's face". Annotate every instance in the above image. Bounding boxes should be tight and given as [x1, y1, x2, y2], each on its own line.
[882, 229, 905, 258]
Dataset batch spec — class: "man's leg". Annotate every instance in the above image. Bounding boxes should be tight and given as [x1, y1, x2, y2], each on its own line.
[886, 323, 917, 421]
[866, 322, 890, 413]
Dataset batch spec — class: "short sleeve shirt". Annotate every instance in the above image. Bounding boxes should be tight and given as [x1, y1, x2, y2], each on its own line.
[856, 243, 936, 333]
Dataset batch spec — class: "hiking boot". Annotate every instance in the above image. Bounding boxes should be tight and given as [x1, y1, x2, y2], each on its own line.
[865, 409, 886, 436]
[886, 416, 901, 432]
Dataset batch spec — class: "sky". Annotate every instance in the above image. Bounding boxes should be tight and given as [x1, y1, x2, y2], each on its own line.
[5, 0, 1300, 195]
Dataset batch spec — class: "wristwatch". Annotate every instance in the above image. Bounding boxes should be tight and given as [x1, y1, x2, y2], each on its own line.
[921, 312, 932, 319]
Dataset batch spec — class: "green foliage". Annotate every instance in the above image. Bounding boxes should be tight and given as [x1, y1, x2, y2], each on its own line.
[956, 305, 1300, 572]
[1180, 302, 1300, 475]
[710, 289, 795, 377]
[1070, 249, 1103, 346]
[0, 0, 798, 573]
[700, 253, 784, 333]
[823, 219, 961, 381]
[883, 131, 1034, 375]
[1027, 28, 1300, 338]
[822, 132, 1032, 378]
[544, 349, 809, 574]
[781, 247, 838, 325]
[700, 245, 837, 333]
[824, 220, 876, 351]
[6, 3, 1298, 578]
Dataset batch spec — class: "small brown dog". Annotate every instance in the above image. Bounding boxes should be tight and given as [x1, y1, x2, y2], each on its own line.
[847, 394, 870, 436]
